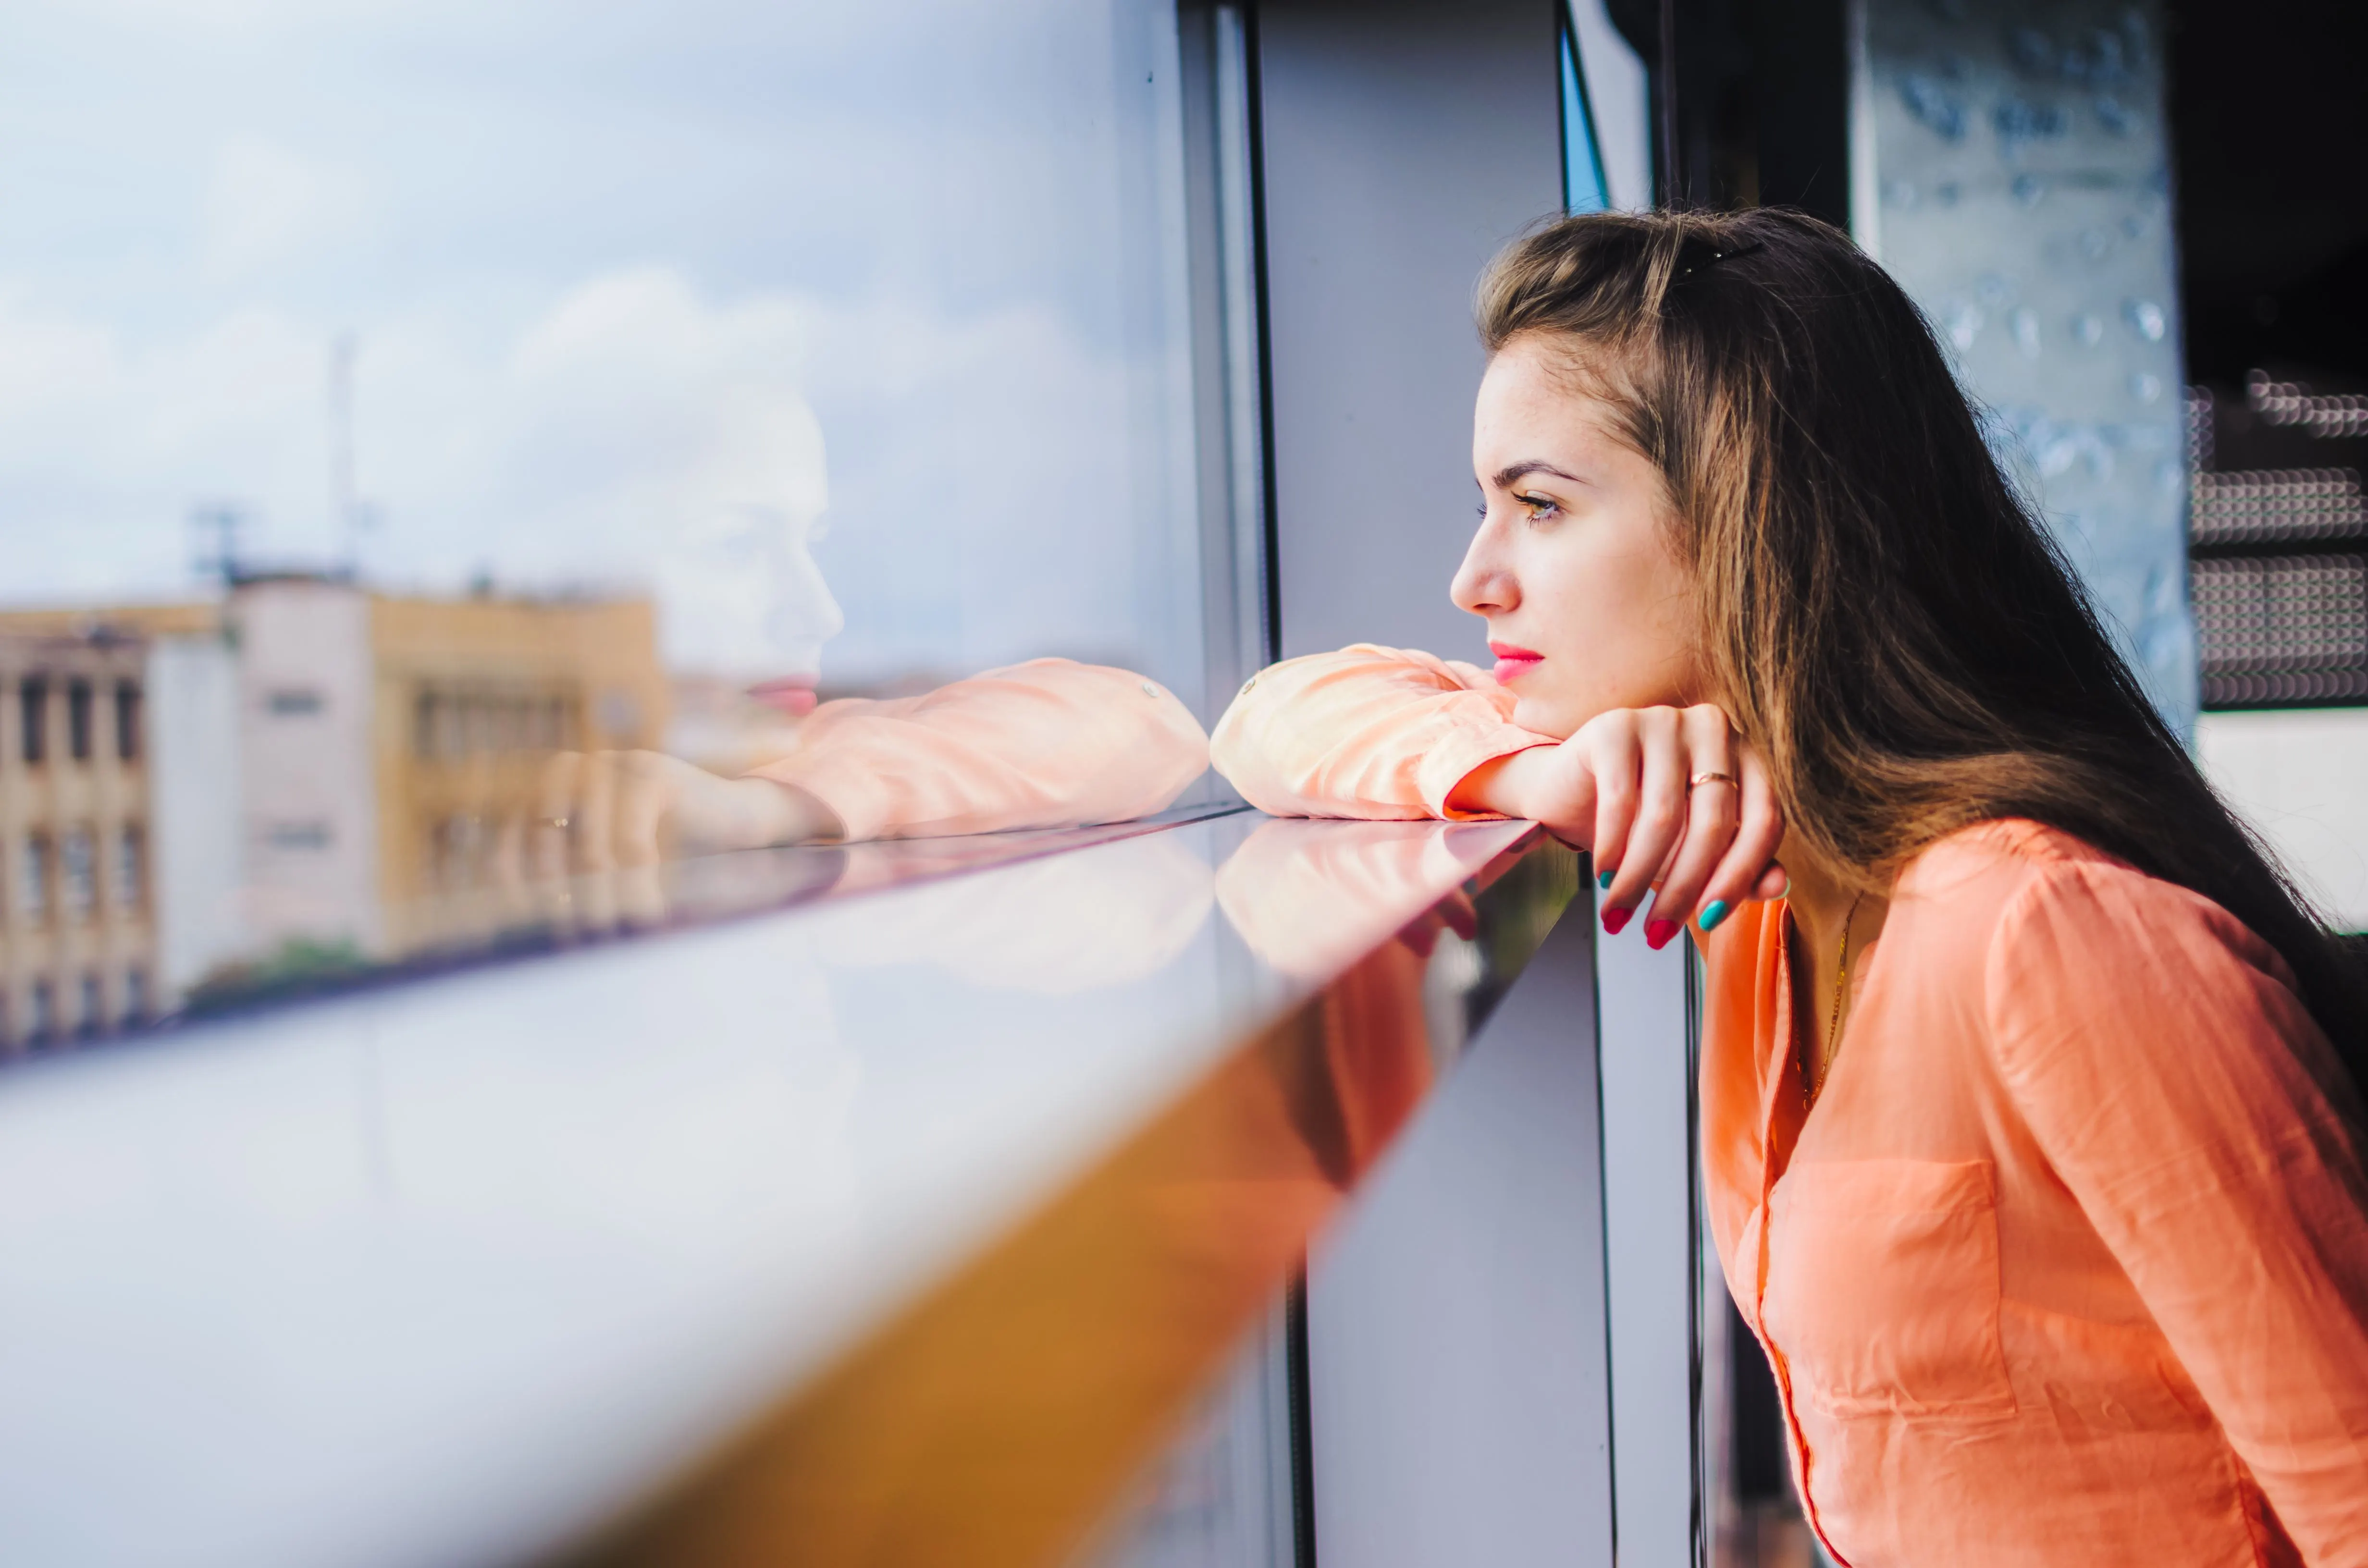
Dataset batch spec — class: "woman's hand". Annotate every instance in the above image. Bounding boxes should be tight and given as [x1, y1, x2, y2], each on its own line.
[533, 750, 842, 874]
[1452, 704, 1786, 946]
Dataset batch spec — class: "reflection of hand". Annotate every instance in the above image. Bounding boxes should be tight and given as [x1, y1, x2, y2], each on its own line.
[811, 832, 1214, 994]
[534, 750, 843, 872]
[1393, 888, 1478, 960]
[1451, 704, 1786, 945]
[1215, 818, 1479, 980]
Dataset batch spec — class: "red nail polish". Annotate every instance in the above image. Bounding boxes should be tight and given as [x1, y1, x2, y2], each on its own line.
[1645, 918, 1679, 949]
[1602, 906, 1632, 935]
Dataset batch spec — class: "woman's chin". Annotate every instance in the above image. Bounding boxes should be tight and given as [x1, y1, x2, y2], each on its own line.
[1509, 694, 1583, 741]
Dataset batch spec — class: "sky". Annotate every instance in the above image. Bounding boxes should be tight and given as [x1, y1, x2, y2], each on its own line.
[0, 0, 1207, 696]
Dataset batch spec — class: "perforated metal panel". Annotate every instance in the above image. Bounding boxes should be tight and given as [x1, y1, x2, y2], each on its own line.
[2192, 554, 2368, 705]
[2190, 377, 2368, 710]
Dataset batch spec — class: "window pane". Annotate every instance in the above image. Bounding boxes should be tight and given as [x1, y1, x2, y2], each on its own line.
[0, 0, 1229, 1028]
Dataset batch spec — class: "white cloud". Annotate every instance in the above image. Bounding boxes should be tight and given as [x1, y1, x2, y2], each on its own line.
[0, 0, 1205, 694]
[201, 136, 374, 284]
[0, 262, 1186, 689]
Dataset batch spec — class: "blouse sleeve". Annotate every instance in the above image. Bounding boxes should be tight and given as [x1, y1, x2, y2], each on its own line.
[1985, 862, 2368, 1563]
[1208, 644, 1556, 821]
[744, 658, 1209, 842]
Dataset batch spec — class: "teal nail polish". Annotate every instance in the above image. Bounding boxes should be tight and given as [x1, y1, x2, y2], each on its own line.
[1699, 898, 1730, 932]
[1598, 868, 1616, 890]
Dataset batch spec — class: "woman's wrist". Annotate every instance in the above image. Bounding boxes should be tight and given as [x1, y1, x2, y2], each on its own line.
[1446, 744, 1553, 820]
[734, 778, 844, 846]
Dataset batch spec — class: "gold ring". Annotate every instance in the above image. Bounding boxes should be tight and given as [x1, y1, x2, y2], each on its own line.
[1688, 771, 1738, 790]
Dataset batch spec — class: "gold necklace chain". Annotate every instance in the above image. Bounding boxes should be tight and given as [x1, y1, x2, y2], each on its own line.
[1802, 891, 1865, 1111]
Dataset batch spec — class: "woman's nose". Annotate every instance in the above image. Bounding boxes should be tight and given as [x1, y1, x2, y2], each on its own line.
[1450, 520, 1519, 617]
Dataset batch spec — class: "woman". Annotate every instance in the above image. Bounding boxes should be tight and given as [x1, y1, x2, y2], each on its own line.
[1211, 209, 2368, 1566]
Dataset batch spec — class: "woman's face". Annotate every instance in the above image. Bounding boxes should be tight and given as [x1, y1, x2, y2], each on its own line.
[1451, 336, 1703, 738]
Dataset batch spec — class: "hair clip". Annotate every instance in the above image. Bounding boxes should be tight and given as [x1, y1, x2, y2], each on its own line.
[1673, 236, 1765, 281]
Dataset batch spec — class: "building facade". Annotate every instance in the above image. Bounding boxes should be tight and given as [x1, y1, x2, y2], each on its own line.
[0, 586, 664, 1041]
[0, 625, 171, 1049]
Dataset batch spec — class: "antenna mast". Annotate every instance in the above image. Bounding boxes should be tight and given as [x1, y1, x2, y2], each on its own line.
[328, 331, 366, 575]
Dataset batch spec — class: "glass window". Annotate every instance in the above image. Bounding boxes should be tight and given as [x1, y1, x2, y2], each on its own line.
[60, 827, 95, 919]
[0, 0, 1241, 1027]
[114, 678, 141, 761]
[19, 834, 48, 923]
[66, 678, 92, 761]
[18, 677, 45, 766]
[117, 826, 146, 910]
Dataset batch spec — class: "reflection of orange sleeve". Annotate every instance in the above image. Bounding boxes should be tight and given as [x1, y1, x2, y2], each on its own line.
[745, 660, 1209, 842]
[1312, 942, 1436, 1179]
[1213, 816, 1476, 980]
[1209, 645, 1553, 821]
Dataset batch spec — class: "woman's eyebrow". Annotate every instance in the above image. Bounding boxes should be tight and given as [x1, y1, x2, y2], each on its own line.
[1491, 460, 1584, 489]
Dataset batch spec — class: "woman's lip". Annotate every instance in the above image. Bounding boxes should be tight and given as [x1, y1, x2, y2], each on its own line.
[747, 677, 820, 717]
[1491, 652, 1543, 685]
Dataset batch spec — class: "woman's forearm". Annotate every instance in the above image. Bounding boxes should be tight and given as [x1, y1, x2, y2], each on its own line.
[1209, 645, 1545, 819]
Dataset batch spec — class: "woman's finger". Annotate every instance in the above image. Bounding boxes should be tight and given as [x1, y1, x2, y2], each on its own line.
[613, 752, 676, 867]
[531, 750, 582, 882]
[1641, 706, 1739, 945]
[1582, 712, 1641, 889]
[1602, 707, 1687, 933]
[1583, 716, 1643, 930]
[574, 751, 619, 873]
[1693, 735, 1787, 933]
[613, 862, 670, 928]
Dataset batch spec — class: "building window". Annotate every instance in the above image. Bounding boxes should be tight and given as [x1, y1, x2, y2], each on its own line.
[596, 689, 641, 740]
[115, 680, 142, 761]
[60, 828, 96, 919]
[79, 972, 102, 1037]
[124, 968, 149, 1025]
[19, 676, 46, 765]
[416, 686, 576, 760]
[116, 826, 146, 908]
[20, 833, 49, 921]
[29, 980, 54, 1045]
[267, 688, 325, 717]
[265, 821, 333, 851]
[414, 692, 439, 759]
[66, 678, 93, 760]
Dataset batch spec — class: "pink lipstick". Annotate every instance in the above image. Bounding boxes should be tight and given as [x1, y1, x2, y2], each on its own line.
[747, 676, 820, 717]
[1489, 641, 1543, 685]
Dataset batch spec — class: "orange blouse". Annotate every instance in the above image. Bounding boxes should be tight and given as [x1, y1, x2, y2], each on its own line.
[1212, 646, 2368, 1568]
[746, 658, 1209, 842]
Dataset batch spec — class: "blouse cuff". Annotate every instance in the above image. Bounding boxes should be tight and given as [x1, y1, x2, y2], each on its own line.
[745, 748, 890, 843]
[1420, 725, 1558, 821]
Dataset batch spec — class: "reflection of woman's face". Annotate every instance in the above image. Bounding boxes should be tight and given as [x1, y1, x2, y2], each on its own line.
[745, 503, 847, 714]
[765, 507, 847, 674]
[1450, 337, 1703, 739]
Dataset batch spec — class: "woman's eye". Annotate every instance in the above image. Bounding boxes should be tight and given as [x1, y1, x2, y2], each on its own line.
[1517, 494, 1559, 521]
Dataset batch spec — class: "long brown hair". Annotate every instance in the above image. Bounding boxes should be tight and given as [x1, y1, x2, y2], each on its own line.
[1478, 207, 2368, 1093]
